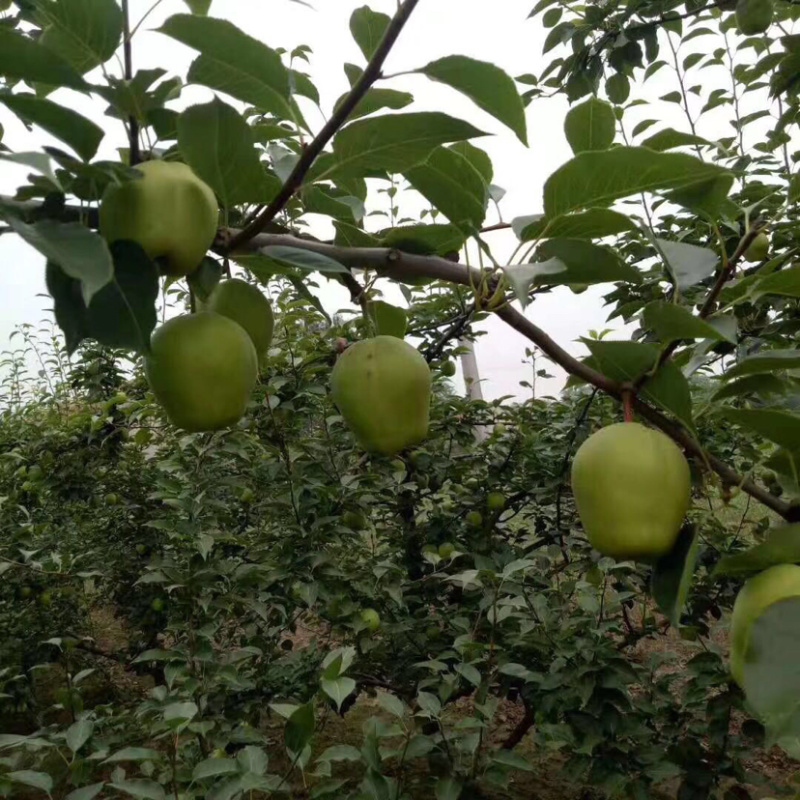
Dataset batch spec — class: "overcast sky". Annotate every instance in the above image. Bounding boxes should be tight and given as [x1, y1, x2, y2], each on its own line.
[0, 0, 771, 400]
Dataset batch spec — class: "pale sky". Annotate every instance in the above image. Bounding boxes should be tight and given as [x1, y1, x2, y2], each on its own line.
[0, 0, 775, 400]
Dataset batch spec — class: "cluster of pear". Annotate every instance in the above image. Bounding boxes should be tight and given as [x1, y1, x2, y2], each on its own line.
[100, 160, 433, 451]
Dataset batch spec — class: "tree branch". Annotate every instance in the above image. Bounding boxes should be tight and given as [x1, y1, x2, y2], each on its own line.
[230, 229, 798, 522]
[121, 0, 140, 167]
[226, 0, 422, 252]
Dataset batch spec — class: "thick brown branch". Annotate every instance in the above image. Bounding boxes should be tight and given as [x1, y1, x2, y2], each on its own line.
[226, 0, 422, 252]
[232, 229, 798, 522]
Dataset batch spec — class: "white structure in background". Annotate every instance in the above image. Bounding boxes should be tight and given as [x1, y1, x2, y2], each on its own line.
[459, 338, 487, 442]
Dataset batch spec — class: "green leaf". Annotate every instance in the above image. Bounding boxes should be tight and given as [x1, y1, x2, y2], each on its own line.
[380, 223, 465, 256]
[0, 151, 62, 189]
[0, 92, 103, 161]
[751, 267, 800, 300]
[543, 147, 731, 218]
[319, 112, 486, 182]
[285, 702, 315, 755]
[512, 208, 636, 241]
[564, 97, 616, 154]
[66, 784, 105, 800]
[404, 145, 489, 231]
[0, 27, 86, 91]
[184, 0, 212, 12]
[47, 241, 159, 355]
[724, 350, 800, 379]
[656, 238, 719, 291]
[714, 525, 800, 578]
[606, 73, 630, 104]
[178, 98, 277, 206]
[311, 780, 348, 798]
[163, 701, 198, 724]
[723, 409, 800, 451]
[504, 239, 640, 303]
[712, 374, 790, 402]
[435, 777, 463, 800]
[367, 301, 407, 339]
[455, 663, 481, 687]
[350, 5, 390, 61]
[159, 15, 293, 121]
[36, 0, 123, 75]
[333, 88, 414, 121]
[651, 526, 699, 627]
[261, 245, 348, 274]
[320, 676, 356, 711]
[103, 747, 162, 763]
[491, 750, 536, 771]
[7, 771, 53, 793]
[334, 221, 380, 248]
[0, 212, 112, 304]
[317, 744, 362, 762]
[187, 257, 223, 303]
[192, 758, 239, 781]
[377, 693, 405, 718]
[109, 780, 166, 800]
[643, 301, 733, 344]
[66, 719, 94, 754]
[585, 340, 694, 430]
[237, 746, 268, 776]
[419, 55, 527, 144]
[641, 127, 713, 152]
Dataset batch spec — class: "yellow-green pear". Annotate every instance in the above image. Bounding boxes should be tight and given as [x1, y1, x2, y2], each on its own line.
[205, 279, 274, 357]
[744, 231, 769, 262]
[100, 160, 218, 277]
[144, 313, 257, 432]
[331, 336, 431, 455]
[730, 564, 800, 686]
[736, 0, 773, 34]
[571, 422, 691, 560]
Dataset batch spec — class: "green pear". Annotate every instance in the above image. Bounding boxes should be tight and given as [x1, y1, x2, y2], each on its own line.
[205, 279, 274, 357]
[730, 564, 800, 686]
[736, 0, 773, 34]
[331, 336, 431, 455]
[571, 422, 691, 560]
[744, 231, 769, 262]
[360, 608, 380, 632]
[100, 160, 218, 277]
[144, 313, 257, 433]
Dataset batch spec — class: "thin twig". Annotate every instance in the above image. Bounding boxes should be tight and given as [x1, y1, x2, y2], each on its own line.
[227, 0, 422, 252]
[121, 0, 140, 166]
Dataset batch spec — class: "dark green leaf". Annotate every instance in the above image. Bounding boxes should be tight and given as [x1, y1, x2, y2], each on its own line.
[6, 771, 53, 794]
[0, 92, 103, 161]
[419, 55, 528, 144]
[643, 301, 732, 343]
[712, 374, 791, 401]
[651, 526, 699, 626]
[66, 784, 105, 800]
[435, 777, 463, 800]
[318, 112, 486, 181]
[350, 5, 390, 61]
[108, 779, 166, 800]
[333, 88, 413, 121]
[187, 257, 223, 302]
[606, 73, 630, 104]
[753, 267, 800, 300]
[512, 208, 636, 241]
[564, 97, 615, 154]
[285, 702, 315, 755]
[724, 350, 800, 379]
[404, 145, 489, 231]
[723, 409, 800, 451]
[715, 526, 800, 578]
[0, 26, 86, 90]
[543, 147, 732, 217]
[178, 98, 278, 206]
[184, 0, 212, 12]
[262, 245, 348, 274]
[36, 0, 123, 75]
[334, 221, 379, 248]
[380, 224, 465, 256]
[192, 758, 239, 781]
[641, 127, 713, 152]
[159, 15, 293, 121]
[47, 241, 159, 354]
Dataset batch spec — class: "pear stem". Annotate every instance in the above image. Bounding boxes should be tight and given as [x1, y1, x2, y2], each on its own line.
[623, 390, 634, 423]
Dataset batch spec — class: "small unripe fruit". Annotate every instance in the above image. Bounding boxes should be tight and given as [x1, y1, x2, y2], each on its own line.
[27, 464, 43, 482]
[466, 510, 483, 528]
[21, 481, 34, 493]
[493, 424, 507, 436]
[151, 598, 165, 612]
[486, 492, 506, 513]
[438, 542, 455, 559]
[736, 0, 773, 35]
[105, 493, 119, 506]
[239, 487, 254, 503]
[63, 637, 78, 651]
[744, 231, 769, 262]
[343, 510, 368, 531]
[39, 592, 52, 607]
[439, 361, 456, 377]
[20, 586, 32, 599]
[360, 608, 380, 632]
[135, 544, 148, 556]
